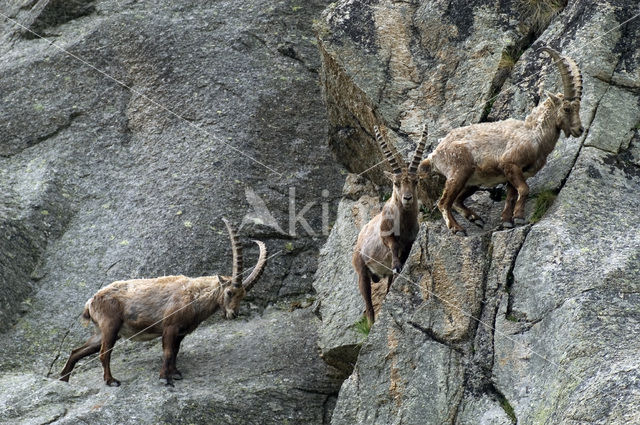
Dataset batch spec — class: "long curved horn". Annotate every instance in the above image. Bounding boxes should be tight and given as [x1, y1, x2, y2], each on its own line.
[374, 125, 402, 174]
[539, 47, 581, 101]
[222, 218, 242, 287]
[243, 240, 267, 292]
[408, 124, 428, 174]
[565, 56, 582, 101]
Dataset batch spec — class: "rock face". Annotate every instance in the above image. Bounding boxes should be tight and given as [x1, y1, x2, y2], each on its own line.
[0, 308, 342, 425]
[0, 0, 345, 423]
[315, 0, 640, 423]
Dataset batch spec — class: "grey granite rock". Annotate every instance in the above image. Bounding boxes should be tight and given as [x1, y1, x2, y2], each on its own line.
[0, 0, 345, 423]
[315, 0, 640, 423]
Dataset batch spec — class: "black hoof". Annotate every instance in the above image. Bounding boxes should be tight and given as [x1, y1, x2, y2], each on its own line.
[160, 377, 174, 387]
[501, 221, 514, 229]
[106, 379, 121, 387]
[453, 229, 467, 236]
[513, 218, 526, 226]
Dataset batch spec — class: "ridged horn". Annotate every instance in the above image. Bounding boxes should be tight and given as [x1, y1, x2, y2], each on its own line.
[408, 124, 428, 174]
[566, 55, 583, 101]
[242, 240, 267, 292]
[374, 125, 402, 174]
[222, 218, 242, 287]
[540, 47, 582, 101]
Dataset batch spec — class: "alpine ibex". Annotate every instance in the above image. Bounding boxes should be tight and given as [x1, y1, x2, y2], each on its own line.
[419, 47, 584, 234]
[60, 218, 267, 387]
[353, 125, 427, 324]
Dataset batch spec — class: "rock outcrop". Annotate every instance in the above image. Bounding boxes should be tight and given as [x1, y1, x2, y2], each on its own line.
[315, 0, 640, 423]
[0, 0, 345, 423]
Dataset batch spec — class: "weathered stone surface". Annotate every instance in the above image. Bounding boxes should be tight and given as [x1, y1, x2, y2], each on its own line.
[317, 0, 530, 185]
[456, 394, 514, 425]
[494, 146, 640, 423]
[331, 294, 465, 425]
[315, 0, 640, 424]
[0, 308, 343, 425]
[313, 173, 383, 375]
[0, 0, 345, 422]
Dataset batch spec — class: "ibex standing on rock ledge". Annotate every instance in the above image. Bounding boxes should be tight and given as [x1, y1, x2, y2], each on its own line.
[60, 218, 267, 387]
[353, 125, 427, 324]
[419, 47, 584, 234]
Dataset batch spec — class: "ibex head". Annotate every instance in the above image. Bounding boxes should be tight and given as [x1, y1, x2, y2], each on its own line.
[374, 125, 428, 210]
[540, 47, 584, 138]
[220, 218, 268, 319]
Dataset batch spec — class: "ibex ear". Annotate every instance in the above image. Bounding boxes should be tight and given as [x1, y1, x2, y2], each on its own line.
[546, 91, 561, 105]
[384, 170, 396, 181]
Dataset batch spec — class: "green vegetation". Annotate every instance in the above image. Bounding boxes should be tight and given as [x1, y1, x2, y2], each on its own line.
[499, 395, 517, 422]
[482, 97, 497, 120]
[498, 46, 525, 72]
[517, 0, 567, 33]
[506, 314, 519, 322]
[498, 50, 516, 71]
[420, 204, 442, 222]
[530, 190, 558, 223]
[354, 315, 371, 337]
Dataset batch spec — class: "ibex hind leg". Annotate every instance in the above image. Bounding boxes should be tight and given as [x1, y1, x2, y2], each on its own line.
[60, 334, 102, 382]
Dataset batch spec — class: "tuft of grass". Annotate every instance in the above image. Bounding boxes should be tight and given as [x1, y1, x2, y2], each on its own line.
[482, 97, 497, 119]
[517, 0, 567, 34]
[498, 50, 516, 70]
[498, 46, 525, 71]
[530, 190, 557, 223]
[353, 315, 371, 337]
[499, 396, 517, 422]
[420, 204, 442, 222]
[506, 314, 519, 322]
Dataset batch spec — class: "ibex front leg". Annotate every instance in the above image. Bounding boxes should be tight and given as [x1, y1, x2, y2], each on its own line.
[503, 165, 529, 226]
[501, 183, 517, 228]
[386, 236, 403, 274]
[99, 319, 122, 387]
[380, 214, 403, 273]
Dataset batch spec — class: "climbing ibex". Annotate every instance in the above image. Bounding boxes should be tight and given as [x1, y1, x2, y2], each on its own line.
[60, 218, 267, 387]
[419, 47, 583, 234]
[353, 125, 427, 324]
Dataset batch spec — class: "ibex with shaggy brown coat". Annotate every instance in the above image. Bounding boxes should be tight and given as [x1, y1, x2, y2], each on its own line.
[419, 47, 584, 234]
[353, 125, 427, 324]
[60, 218, 267, 387]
